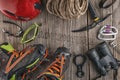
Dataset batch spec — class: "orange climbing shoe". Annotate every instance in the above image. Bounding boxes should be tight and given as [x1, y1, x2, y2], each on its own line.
[37, 47, 71, 80]
[0, 42, 48, 80]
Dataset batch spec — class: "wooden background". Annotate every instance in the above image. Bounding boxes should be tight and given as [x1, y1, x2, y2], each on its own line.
[0, 0, 120, 80]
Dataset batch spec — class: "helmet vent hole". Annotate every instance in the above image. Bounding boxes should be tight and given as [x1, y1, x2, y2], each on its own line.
[34, 2, 42, 10]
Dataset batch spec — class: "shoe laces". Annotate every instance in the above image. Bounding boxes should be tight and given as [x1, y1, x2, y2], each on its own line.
[37, 54, 65, 79]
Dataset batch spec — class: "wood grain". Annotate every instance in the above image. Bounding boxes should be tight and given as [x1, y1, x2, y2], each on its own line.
[0, 0, 120, 80]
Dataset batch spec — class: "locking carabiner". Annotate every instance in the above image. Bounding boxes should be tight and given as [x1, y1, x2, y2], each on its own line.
[98, 25, 118, 41]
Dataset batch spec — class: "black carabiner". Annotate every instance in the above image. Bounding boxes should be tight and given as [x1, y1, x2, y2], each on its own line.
[73, 54, 87, 78]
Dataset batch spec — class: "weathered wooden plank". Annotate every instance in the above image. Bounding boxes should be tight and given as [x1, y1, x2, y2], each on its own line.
[112, 0, 120, 80]
[88, 0, 103, 80]
[101, 0, 113, 80]
[0, 0, 120, 80]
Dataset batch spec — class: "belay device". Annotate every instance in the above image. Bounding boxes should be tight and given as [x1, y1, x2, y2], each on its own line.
[87, 42, 120, 80]
[73, 54, 87, 78]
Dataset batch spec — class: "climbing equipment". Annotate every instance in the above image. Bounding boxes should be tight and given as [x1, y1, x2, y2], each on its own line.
[72, 1, 111, 32]
[0, 0, 42, 21]
[1, 22, 41, 43]
[0, 42, 48, 80]
[21, 23, 41, 44]
[46, 0, 88, 19]
[0, 42, 34, 74]
[98, 25, 118, 41]
[73, 54, 87, 78]
[8, 44, 48, 80]
[37, 47, 71, 80]
[2, 20, 24, 37]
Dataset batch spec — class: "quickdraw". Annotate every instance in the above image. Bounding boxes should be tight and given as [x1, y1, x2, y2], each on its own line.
[2, 21, 41, 44]
[2, 20, 24, 37]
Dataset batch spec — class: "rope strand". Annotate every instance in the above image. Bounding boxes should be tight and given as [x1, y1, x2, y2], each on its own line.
[46, 0, 88, 19]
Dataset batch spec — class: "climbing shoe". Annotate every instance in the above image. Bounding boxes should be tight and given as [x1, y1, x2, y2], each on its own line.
[0, 42, 48, 80]
[37, 47, 71, 80]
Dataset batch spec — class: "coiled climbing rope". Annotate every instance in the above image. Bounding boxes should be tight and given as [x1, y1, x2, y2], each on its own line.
[46, 0, 88, 19]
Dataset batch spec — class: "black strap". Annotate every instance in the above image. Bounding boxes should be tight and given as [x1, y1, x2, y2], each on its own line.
[99, 0, 116, 8]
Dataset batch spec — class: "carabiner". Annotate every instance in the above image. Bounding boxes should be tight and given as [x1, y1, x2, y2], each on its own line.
[98, 25, 118, 41]
[21, 23, 41, 44]
[2, 20, 24, 37]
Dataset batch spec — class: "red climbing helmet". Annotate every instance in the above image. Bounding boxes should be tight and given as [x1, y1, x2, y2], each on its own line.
[0, 0, 42, 21]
